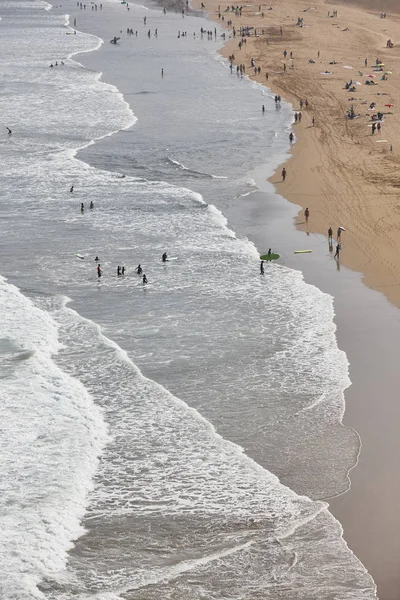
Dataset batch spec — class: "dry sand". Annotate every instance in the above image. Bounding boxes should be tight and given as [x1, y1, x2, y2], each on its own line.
[194, 0, 400, 309]
[189, 0, 400, 597]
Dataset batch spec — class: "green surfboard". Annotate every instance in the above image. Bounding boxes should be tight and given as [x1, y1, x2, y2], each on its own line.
[260, 253, 280, 261]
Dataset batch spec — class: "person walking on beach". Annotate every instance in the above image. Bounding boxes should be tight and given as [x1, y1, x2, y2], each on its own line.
[260, 260, 264, 275]
[372, 123, 376, 135]
[312, 116, 315, 127]
[304, 207, 310, 222]
[334, 243, 340, 260]
[328, 227, 333, 242]
[283, 63, 286, 72]
[281, 167, 286, 181]
[117, 266, 121, 276]
[337, 227, 342, 241]
[90, 201, 94, 209]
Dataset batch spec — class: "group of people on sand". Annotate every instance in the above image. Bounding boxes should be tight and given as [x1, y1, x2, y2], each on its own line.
[95, 253, 170, 285]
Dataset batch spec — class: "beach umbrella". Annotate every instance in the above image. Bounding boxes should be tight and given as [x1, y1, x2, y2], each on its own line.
[385, 103, 394, 107]
[339, 226, 345, 231]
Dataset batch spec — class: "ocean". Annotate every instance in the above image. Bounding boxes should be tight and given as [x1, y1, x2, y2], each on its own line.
[0, 0, 377, 598]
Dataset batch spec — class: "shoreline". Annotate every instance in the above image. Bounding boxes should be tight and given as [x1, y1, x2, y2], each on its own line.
[191, 0, 400, 596]
[57, 0, 400, 596]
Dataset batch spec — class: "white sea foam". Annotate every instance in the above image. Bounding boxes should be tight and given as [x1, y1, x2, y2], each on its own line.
[0, 278, 108, 599]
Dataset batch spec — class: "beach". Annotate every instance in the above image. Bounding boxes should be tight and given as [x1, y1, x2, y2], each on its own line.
[1, 0, 400, 598]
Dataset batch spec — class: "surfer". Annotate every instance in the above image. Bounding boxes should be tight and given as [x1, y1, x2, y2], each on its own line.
[90, 201, 94, 209]
[267, 248, 272, 256]
[117, 266, 121, 276]
[122, 266, 125, 275]
[97, 264, 102, 278]
[6, 127, 12, 135]
[81, 202, 84, 213]
[328, 227, 333, 242]
[136, 264, 143, 275]
[162, 252, 168, 262]
[304, 207, 310, 222]
[70, 185, 74, 193]
[94, 256, 99, 261]
[142, 274, 148, 285]
[260, 260, 264, 275]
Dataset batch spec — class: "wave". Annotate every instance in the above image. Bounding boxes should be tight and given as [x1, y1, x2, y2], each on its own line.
[0, 278, 107, 600]
[167, 157, 228, 179]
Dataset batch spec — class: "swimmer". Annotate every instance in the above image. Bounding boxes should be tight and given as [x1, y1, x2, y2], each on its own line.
[6, 127, 12, 135]
[142, 273, 148, 284]
[94, 256, 99, 261]
[70, 185, 74, 193]
[136, 264, 143, 275]
[162, 252, 168, 262]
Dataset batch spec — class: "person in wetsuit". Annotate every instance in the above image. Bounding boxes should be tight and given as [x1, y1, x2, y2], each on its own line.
[142, 273, 148, 284]
[94, 256, 99, 261]
[260, 260, 264, 274]
[117, 266, 121, 276]
[81, 203, 84, 213]
[136, 264, 143, 275]
[90, 201, 94, 209]
[162, 252, 168, 262]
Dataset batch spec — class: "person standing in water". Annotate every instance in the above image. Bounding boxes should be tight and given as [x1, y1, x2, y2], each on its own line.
[81, 203, 84, 213]
[90, 201, 94, 209]
[97, 264, 102, 278]
[260, 260, 264, 275]
[328, 227, 333, 242]
[142, 273, 148, 284]
[136, 264, 143, 275]
[162, 252, 168, 262]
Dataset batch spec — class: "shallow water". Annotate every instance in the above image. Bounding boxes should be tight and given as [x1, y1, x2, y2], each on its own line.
[0, 0, 376, 598]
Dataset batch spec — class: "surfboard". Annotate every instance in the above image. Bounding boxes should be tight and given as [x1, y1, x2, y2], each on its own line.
[167, 257, 179, 261]
[260, 253, 280, 261]
[294, 250, 312, 254]
[76, 253, 85, 259]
